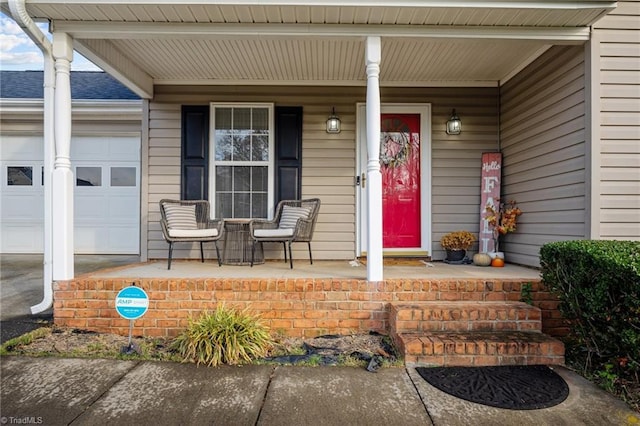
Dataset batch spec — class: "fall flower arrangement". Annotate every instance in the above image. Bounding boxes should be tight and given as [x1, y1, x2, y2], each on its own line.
[440, 230, 477, 251]
[484, 199, 523, 253]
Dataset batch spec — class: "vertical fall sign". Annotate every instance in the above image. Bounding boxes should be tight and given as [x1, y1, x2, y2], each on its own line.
[479, 152, 502, 253]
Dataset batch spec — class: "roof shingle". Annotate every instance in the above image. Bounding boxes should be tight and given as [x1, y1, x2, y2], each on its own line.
[0, 71, 139, 100]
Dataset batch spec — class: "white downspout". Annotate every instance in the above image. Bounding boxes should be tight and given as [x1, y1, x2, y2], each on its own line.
[32, 55, 55, 314]
[8, 0, 55, 314]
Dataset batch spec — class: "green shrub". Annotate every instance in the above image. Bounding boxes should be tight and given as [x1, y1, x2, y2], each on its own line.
[540, 240, 640, 379]
[172, 304, 274, 367]
[520, 282, 533, 306]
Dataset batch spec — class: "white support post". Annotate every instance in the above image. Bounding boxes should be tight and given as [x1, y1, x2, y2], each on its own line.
[52, 32, 74, 280]
[365, 36, 383, 282]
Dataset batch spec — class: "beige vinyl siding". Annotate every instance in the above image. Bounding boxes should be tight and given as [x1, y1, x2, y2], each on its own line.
[146, 86, 499, 261]
[500, 45, 587, 267]
[147, 86, 361, 261]
[593, 1, 640, 240]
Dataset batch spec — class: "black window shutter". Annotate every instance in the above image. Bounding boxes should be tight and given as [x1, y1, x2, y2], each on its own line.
[275, 106, 303, 204]
[181, 105, 209, 200]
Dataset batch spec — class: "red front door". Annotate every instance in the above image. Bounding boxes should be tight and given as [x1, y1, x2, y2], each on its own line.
[380, 114, 421, 248]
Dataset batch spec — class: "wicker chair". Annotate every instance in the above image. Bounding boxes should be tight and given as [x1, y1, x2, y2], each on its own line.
[248, 198, 321, 268]
[159, 199, 224, 269]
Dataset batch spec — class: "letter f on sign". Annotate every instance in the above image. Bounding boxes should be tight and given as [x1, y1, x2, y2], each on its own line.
[483, 176, 499, 193]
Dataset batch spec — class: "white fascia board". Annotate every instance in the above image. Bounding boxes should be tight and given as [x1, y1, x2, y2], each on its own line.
[0, 99, 44, 110]
[70, 100, 143, 120]
[56, 21, 592, 42]
[72, 39, 154, 99]
[0, 100, 45, 120]
[153, 78, 499, 87]
[0, 99, 143, 120]
[21, 1, 617, 10]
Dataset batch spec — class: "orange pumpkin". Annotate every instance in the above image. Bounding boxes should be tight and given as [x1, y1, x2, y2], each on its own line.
[491, 258, 505, 267]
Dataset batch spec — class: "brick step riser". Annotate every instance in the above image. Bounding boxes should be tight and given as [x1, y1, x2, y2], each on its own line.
[404, 354, 565, 367]
[396, 335, 564, 357]
[393, 332, 565, 367]
[392, 320, 541, 333]
[390, 303, 542, 334]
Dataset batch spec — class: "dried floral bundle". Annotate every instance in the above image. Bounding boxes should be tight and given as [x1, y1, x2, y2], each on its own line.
[485, 199, 522, 252]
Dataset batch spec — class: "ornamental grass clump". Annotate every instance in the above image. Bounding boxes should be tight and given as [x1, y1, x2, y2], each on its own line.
[173, 304, 274, 367]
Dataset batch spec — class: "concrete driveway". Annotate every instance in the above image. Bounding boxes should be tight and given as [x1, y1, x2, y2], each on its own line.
[0, 254, 138, 343]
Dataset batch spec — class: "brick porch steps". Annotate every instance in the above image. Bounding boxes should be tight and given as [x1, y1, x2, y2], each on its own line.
[389, 301, 565, 366]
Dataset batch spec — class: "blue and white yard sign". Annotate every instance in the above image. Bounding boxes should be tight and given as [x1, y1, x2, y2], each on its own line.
[115, 286, 149, 320]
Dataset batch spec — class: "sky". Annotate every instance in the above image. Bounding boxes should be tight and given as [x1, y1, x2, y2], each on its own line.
[0, 12, 101, 71]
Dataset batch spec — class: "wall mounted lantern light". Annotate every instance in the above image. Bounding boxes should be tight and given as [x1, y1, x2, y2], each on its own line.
[326, 107, 341, 133]
[446, 109, 462, 135]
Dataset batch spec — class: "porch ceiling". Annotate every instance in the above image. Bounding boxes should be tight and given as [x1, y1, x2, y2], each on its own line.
[78, 37, 555, 86]
[3, 1, 616, 97]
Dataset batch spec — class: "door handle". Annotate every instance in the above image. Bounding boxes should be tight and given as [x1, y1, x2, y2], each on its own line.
[361, 173, 366, 189]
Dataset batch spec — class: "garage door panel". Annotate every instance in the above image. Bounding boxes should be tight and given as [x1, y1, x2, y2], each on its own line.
[75, 194, 109, 221]
[2, 135, 140, 254]
[71, 137, 139, 162]
[108, 226, 140, 253]
[108, 194, 139, 221]
[75, 225, 109, 254]
[0, 136, 43, 161]
[2, 193, 44, 221]
[1, 224, 43, 252]
[109, 137, 140, 161]
[72, 137, 108, 159]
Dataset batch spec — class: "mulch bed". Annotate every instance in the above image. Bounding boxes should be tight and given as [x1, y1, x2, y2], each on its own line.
[3, 326, 398, 371]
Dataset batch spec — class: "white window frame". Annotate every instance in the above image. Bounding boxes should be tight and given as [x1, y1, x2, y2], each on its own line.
[3, 164, 39, 188]
[208, 102, 275, 219]
[75, 165, 104, 187]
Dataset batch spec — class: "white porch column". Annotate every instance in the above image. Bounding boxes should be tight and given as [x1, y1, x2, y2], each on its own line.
[52, 32, 74, 280]
[365, 36, 383, 282]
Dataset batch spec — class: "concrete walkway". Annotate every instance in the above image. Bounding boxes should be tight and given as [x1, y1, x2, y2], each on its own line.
[1, 356, 638, 426]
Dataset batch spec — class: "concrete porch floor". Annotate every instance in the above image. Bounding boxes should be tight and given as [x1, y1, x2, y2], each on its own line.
[90, 258, 542, 281]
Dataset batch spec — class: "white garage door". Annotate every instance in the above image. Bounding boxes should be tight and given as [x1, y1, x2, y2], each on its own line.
[0, 135, 140, 254]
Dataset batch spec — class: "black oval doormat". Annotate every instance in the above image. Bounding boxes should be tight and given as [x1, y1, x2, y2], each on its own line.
[415, 365, 569, 410]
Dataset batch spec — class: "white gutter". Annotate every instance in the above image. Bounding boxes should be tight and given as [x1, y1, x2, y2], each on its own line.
[8, 0, 55, 315]
[56, 21, 593, 42]
[21, 0, 615, 8]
